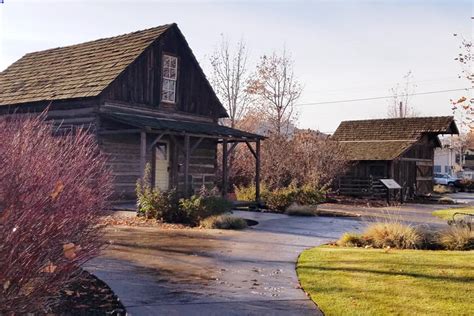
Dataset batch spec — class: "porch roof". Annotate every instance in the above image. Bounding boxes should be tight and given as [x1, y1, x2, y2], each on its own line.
[102, 112, 264, 140]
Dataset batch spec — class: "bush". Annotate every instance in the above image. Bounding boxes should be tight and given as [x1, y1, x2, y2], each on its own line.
[362, 222, 421, 249]
[234, 183, 269, 201]
[136, 165, 178, 220]
[337, 233, 366, 247]
[200, 215, 248, 230]
[0, 115, 112, 313]
[438, 227, 474, 250]
[178, 194, 233, 226]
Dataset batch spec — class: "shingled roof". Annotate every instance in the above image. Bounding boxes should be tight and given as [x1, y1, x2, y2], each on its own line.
[0, 24, 173, 106]
[332, 116, 458, 160]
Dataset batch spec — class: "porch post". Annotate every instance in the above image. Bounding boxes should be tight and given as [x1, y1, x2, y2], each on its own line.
[222, 139, 228, 198]
[184, 134, 190, 197]
[140, 130, 147, 178]
[255, 139, 261, 204]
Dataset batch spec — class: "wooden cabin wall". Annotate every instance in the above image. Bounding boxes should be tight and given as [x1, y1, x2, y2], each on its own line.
[394, 135, 436, 195]
[101, 27, 223, 120]
[98, 130, 218, 202]
[345, 161, 390, 178]
[0, 98, 100, 133]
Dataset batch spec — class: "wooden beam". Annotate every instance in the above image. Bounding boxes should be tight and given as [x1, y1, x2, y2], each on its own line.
[184, 134, 190, 197]
[399, 158, 433, 163]
[140, 131, 147, 178]
[149, 132, 167, 149]
[255, 139, 261, 204]
[98, 128, 141, 135]
[245, 141, 257, 159]
[222, 139, 228, 198]
[227, 142, 239, 156]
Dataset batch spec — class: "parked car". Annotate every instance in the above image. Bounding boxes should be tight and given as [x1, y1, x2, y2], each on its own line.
[433, 173, 459, 186]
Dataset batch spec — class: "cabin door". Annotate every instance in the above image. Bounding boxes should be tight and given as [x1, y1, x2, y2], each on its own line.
[154, 142, 170, 191]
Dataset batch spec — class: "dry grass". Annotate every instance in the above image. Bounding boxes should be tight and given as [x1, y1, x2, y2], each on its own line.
[433, 184, 453, 194]
[337, 232, 365, 247]
[200, 215, 248, 230]
[285, 204, 316, 216]
[438, 226, 474, 250]
[363, 222, 421, 249]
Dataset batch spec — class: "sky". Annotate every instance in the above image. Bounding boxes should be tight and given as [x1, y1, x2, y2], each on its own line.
[0, 0, 472, 133]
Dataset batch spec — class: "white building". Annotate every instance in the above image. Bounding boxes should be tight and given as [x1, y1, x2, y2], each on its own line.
[434, 146, 459, 175]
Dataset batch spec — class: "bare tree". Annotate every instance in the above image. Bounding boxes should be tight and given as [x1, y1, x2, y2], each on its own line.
[387, 70, 418, 118]
[247, 49, 302, 136]
[451, 33, 473, 133]
[209, 36, 251, 128]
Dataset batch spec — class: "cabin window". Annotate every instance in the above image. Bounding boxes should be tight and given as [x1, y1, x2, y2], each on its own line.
[162, 54, 178, 103]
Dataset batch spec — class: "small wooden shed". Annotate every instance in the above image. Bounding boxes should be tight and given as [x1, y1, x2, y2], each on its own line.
[0, 23, 264, 203]
[332, 116, 459, 197]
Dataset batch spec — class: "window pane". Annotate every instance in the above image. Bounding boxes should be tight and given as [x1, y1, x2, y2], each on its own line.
[156, 144, 167, 160]
[169, 68, 177, 79]
[163, 55, 170, 67]
[169, 80, 176, 92]
[169, 91, 175, 102]
[162, 90, 169, 101]
[163, 67, 170, 79]
[170, 57, 177, 68]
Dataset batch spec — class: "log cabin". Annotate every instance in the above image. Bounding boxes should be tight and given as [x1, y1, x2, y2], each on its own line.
[0, 23, 264, 204]
[332, 116, 459, 198]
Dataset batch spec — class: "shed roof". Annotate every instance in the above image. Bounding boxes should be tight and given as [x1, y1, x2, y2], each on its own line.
[103, 112, 264, 140]
[332, 116, 458, 141]
[332, 116, 458, 161]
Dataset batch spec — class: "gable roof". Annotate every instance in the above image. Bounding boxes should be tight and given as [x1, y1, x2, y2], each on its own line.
[0, 24, 226, 118]
[332, 116, 458, 160]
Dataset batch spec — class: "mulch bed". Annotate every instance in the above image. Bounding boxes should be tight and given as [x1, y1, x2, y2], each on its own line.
[102, 215, 193, 229]
[50, 270, 125, 315]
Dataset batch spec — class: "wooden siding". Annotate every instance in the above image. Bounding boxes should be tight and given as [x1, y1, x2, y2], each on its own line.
[99, 130, 218, 202]
[101, 27, 223, 120]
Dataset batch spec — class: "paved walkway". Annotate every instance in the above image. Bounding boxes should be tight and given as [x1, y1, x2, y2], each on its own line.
[87, 212, 363, 315]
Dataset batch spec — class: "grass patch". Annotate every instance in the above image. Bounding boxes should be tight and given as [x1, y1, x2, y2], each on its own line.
[200, 215, 248, 230]
[432, 207, 474, 220]
[297, 246, 474, 316]
[285, 205, 316, 216]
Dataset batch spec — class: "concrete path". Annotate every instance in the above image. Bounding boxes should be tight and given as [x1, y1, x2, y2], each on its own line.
[86, 212, 363, 315]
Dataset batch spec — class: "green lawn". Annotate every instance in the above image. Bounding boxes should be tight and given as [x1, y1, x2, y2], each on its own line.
[432, 207, 474, 220]
[297, 246, 474, 316]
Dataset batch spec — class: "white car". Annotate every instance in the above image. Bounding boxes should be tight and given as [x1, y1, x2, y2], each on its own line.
[433, 173, 458, 186]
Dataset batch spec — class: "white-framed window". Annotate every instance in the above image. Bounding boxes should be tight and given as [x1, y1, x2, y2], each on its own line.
[162, 54, 178, 103]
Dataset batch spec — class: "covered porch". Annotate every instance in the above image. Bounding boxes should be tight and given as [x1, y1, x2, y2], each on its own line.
[98, 112, 264, 203]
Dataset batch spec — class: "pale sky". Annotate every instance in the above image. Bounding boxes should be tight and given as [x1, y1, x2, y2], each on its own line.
[0, 0, 472, 133]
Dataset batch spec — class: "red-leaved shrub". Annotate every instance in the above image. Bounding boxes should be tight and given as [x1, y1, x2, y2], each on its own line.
[0, 114, 112, 313]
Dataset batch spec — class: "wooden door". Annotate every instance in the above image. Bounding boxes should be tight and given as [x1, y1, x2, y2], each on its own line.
[416, 160, 433, 195]
[154, 142, 170, 191]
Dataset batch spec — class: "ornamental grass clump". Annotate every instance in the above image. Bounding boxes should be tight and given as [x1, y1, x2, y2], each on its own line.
[438, 226, 474, 250]
[0, 114, 112, 314]
[362, 222, 422, 249]
[200, 215, 248, 230]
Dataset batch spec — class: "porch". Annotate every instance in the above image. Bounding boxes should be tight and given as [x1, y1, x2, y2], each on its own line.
[98, 112, 264, 202]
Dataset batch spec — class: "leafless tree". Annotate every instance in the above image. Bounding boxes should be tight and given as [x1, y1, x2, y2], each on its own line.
[209, 36, 252, 128]
[451, 32, 473, 133]
[247, 49, 302, 136]
[387, 70, 418, 118]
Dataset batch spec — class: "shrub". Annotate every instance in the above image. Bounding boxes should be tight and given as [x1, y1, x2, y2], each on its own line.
[200, 215, 248, 230]
[438, 227, 474, 250]
[0, 114, 112, 313]
[136, 164, 178, 220]
[362, 222, 422, 249]
[337, 233, 366, 247]
[178, 194, 233, 226]
[285, 204, 316, 216]
[234, 183, 269, 201]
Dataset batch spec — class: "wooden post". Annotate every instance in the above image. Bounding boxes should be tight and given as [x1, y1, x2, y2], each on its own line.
[255, 139, 261, 204]
[184, 134, 190, 197]
[140, 130, 147, 178]
[222, 139, 228, 198]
